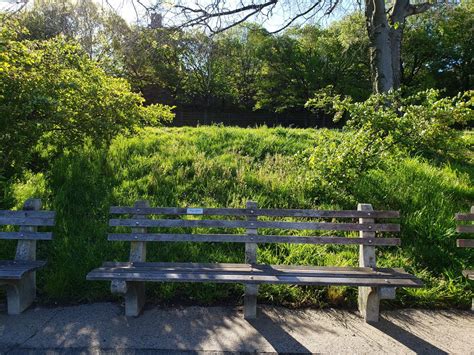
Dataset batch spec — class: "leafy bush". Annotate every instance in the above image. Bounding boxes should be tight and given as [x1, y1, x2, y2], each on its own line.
[0, 21, 174, 181]
[305, 89, 473, 194]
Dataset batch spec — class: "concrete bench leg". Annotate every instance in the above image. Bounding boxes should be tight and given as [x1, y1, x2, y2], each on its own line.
[244, 284, 258, 319]
[6, 272, 36, 315]
[125, 281, 145, 317]
[358, 286, 380, 323]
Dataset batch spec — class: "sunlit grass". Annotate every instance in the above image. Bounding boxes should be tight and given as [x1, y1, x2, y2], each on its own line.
[1, 126, 472, 308]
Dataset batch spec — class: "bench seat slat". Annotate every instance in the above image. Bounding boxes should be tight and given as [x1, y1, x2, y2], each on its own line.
[455, 213, 474, 221]
[109, 219, 400, 232]
[0, 260, 47, 280]
[457, 239, 474, 248]
[0, 232, 53, 240]
[87, 263, 422, 287]
[108, 233, 400, 246]
[0, 217, 55, 226]
[110, 206, 399, 219]
[98, 262, 414, 276]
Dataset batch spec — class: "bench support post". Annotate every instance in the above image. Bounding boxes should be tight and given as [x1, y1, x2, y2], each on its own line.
[125, 282, 146, 317]
[244, 201, 258, 319]
[124, 200, 149, 317]
[7, 199, 41, 315]
[5, 276, 36, 315]
[357, 203, 381, 323]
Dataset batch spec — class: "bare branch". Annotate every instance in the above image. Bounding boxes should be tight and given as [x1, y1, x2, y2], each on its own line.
[406, 2, 433, 16]
[270, 1, 323, 34]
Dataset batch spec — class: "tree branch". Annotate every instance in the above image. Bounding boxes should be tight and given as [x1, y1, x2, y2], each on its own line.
[405, 2, 433, 17]
[271, 1, 323, 34]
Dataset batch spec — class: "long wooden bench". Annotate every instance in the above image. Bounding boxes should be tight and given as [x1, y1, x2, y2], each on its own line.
[456, 206, 473, 310]
[0, 199, 55, 314]
[87, 200, 422, 322]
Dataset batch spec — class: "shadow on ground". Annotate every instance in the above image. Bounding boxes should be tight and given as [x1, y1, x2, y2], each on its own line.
[0, 303, 472, 354]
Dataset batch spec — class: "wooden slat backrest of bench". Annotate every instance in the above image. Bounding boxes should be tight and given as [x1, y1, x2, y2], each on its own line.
[0, 199, 55, 241]
[110, 206, 399, 219]
[108, 201, 400, 247]
[456, 206, 473, 248]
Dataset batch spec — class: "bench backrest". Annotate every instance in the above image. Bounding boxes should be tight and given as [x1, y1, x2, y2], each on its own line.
[108, 200, 400, 265]
[0, 199, 55, 261]
[456, 206, 474, 248]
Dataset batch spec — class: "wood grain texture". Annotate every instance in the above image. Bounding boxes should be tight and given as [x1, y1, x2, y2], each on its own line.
[109, 218, 400, 232]
[0, 217, 55, 226]
[110, 206, 399, 219]
[0, 260, 47, 279]
[457, 239, 474, 248]
[0, 210, 56, 219]
[456, 225, 474, 233]
[107, 233, 401, 246]
[0, 232, 53, 240]
[462, 269, 473, 280]
[86, 263, 422, 287]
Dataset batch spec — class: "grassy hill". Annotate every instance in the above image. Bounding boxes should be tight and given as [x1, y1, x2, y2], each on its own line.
[2, 126, 473, 308]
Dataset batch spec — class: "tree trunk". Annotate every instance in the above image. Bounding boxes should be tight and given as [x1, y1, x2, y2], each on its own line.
[390, 0, 411, 91]
[365, 0, 431, 93]
[365, 0, 394, 93]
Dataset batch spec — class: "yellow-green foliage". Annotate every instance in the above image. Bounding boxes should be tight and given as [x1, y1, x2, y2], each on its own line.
[0, 21, 174, 180]
[1, 126, 472, 308]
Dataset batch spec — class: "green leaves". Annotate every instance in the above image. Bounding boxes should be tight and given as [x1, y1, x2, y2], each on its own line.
[0, 23, 174, 180]
[305, 88, 473, 198]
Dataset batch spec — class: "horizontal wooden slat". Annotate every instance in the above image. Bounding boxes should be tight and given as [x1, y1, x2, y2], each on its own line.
[110, 206, 399, 219]
[0, 260, 47, 280]
[99, 262, 411, 275]
[457, 239, 474, 248]
[108, 233, 400, 246]
[109, 218, 400, 232]
[462, 269, 474, 280]
[455, 213, 474, 221]
[0, 210, 56, 219]
[0, 232, 53, 240]
[456, 225, 474, 233]
[86, 263, 422, 287]
[0, 217, 55, 226]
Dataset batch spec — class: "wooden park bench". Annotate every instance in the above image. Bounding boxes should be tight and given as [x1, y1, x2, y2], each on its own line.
[456, 206, 473, 309]
[0, 199, 55, 314]
[87, 201, 422, 322]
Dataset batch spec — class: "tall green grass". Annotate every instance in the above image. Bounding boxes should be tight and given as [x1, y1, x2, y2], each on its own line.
[1, 126, 473, 307]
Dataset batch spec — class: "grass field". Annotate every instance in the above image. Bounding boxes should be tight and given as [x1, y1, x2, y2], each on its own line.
[1, 126, 473, 308]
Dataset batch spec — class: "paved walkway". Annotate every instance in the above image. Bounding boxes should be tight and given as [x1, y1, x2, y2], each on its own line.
[0, 303, 473, 354]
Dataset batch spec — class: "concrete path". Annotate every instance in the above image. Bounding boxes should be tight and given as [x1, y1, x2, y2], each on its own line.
[0, 303, 472, 354]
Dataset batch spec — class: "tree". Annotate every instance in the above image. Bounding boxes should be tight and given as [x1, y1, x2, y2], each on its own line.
[139, 0, 451, 94]
[0, 21, 173, 179]
[402, 1, 473, 95]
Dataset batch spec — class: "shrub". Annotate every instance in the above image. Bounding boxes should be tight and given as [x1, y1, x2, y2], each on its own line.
[304, 89, 473, 195]
[0, 21, 174, 181]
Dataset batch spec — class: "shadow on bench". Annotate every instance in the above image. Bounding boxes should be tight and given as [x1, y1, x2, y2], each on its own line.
[87, 200, 422, 322]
